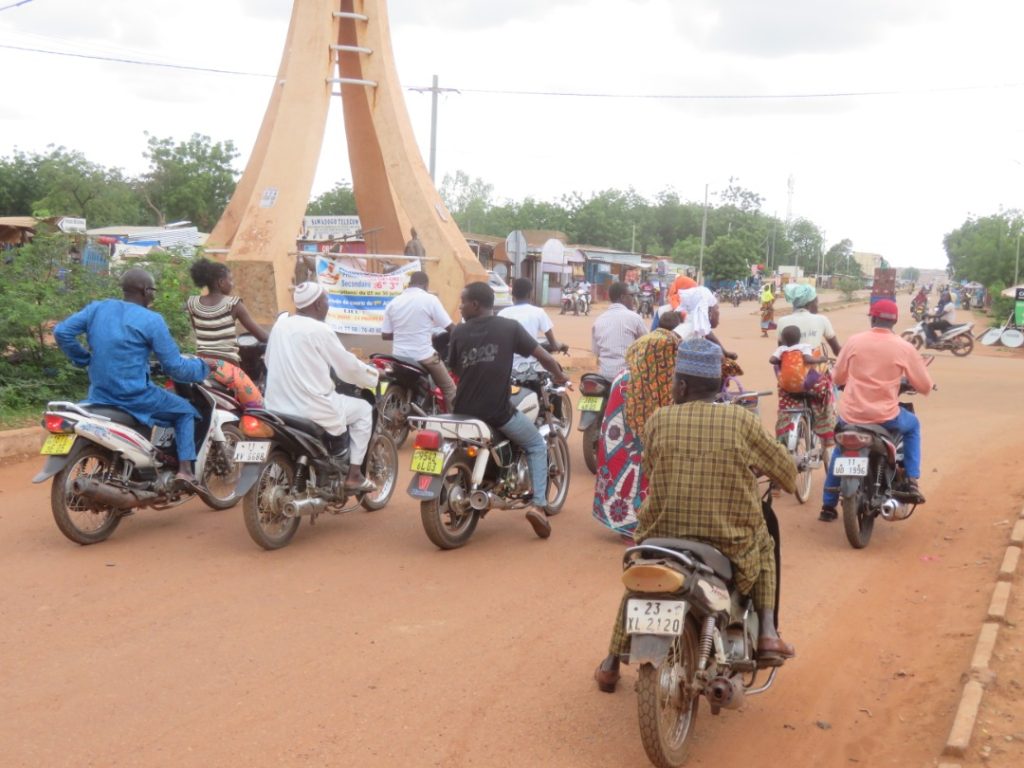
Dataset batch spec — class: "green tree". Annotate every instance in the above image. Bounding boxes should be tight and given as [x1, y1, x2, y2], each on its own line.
[787, 218, 824, 274]
[0, 149, 45, 216]
[944, 213, 1021, 287]
[823, 238, 860, 276]
[900, 266, 921, 282]
[440, 170, 494, 233]
[29, 146, 146, 227]
[704, 233, 753, 282]
[141, 133, 239, 231]
[307, 181, 357, 215]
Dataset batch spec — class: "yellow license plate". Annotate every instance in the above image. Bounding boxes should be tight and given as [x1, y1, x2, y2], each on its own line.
[378, 380, 389, 396]
[578, 396, 603, 412]
[40, 434, 76, 455]
[410, 448, 444, 475]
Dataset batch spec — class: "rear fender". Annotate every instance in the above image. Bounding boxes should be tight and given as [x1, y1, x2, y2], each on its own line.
[630, 635, 675, 667]
[236, 460, 265, 497]
[407, 472, 445, 501]
[32, 437, 99, 484]
[578, 410, 602, 430]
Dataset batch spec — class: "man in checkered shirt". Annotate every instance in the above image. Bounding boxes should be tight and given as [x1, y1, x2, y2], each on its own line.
[595, 337, 798, 693]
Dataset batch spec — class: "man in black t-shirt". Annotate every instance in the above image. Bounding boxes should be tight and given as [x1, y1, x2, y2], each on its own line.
[448, 281, 570, 539]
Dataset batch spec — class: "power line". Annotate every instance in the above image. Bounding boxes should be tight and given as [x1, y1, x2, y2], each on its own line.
[0, 1, 34, 13]
[1, 40, 1022, 100]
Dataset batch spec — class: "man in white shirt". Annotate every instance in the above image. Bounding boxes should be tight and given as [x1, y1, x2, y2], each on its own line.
[591, 281, 649, 380]
[498, 278, 568, 367]
[924, 290, 956, 346]
[380, 271, 457, 407]
[265, 282, 380, 492]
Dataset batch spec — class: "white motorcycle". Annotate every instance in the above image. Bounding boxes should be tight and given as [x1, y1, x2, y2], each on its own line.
[32, 379, 244, 545]
[575, 286, 592, 316]
[900, 320, 974, 356]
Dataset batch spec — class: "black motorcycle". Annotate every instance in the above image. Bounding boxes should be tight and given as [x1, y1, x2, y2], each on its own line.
[578, 373, 612, 474]
[638, 290, 655, 318]
[233, 384, 398, 550]
[370, 354, 448, 449]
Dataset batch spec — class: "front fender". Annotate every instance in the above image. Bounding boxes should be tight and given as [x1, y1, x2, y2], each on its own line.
[629, 635, 675, 667]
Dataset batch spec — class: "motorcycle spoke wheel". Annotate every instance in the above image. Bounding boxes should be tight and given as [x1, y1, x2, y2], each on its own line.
[637, 619, 700, 768]
[242, 451, 300, 550]
[550, 391, 573, 434]
[951, 334, 974, 357]
[376, 385, 410, 448]
[842, 490, 874, 549]
[420, 456, 478, 549]
[543, 434, 571, 516]
[360, 433, 398, 511]
[201, 424, 244, 510]
[51, 445, 123, 545]
[794, 416, 814, 504]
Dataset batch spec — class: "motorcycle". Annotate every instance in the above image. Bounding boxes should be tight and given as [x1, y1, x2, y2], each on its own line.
[33, 374, 245, 545]
[232, 384, 399, 550]
[405, 365, 572, 550]
[512, 345, 573, 434]
[237, 332, 268, 391]
[834, 375, 931, 549]
[560, 288, 576, 315]
[900, 320, 974, 356]
[618, 488, 782, 767]
[910, 302, 927, 322]
[575, 286, 592, 316]
[370, 352, 448, 449]
[638, 289, 655, 319]
[578, 373, 612, 475]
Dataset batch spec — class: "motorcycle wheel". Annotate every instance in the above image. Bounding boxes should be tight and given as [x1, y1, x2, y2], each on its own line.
[360, 433, 398, 511]
[842, 488, 874, 549]
[550, 391, 573, 434]
[637, 618, 700, 768]
[543, 432, 571, 516]
[950, 334, 974, 357]
[583, 422, 600, 475]
[420, 453, 479, 549]
[793, 416, 815, 504]
[906, 334, 923, 350]
[242, 450, 301, 550]
[376, 384, 410, 449]
[200, 424, 244, 510]
[51, 444, 124, 545]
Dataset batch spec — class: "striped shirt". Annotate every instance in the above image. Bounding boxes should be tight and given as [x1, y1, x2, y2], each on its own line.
[591, 303, 648, 380]
[186, 295, 241, 363]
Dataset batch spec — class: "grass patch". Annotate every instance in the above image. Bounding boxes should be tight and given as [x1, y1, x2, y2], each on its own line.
[0, 405, 43, 431]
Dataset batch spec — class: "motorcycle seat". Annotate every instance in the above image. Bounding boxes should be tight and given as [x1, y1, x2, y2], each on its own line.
[842, 423, 898, 441]
[82, 405, 148, 433]
[641, 538, 733, 581]
[371, 353, 430, 375]
[782, 391, 816, 402]
[415, 414, 493, 442]
[269, 411, 329, 439]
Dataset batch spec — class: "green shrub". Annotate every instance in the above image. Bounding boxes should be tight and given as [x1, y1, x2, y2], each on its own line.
[987, 280, 1015, 325]
[837, 276, 861, 301]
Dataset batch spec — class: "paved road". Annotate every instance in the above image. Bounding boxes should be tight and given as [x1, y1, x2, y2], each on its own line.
[2, 296, 1022, 767]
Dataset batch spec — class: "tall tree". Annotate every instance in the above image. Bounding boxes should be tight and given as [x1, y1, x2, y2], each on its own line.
[141, 133, 239, 231]
[787, 218, 824, 274]
[704, 233, 754, 282]
[29, 147, 145, 226]
[307, 181, 357, 215]
[944, 213, 1021, 287]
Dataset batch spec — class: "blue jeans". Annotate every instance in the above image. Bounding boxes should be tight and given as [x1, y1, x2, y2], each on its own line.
[498, 410, 548, 506]
[823, 407, 921, 508]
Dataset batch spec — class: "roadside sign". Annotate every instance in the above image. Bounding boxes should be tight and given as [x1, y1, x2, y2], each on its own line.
[506, 230, 527, 277]
[57, 217, 86, 234]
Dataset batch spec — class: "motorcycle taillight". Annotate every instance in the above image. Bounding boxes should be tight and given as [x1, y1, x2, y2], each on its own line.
[414, 430, 442, 451]
[241, 415, 273, 438]
[580, 379, 606, 396]
[836, 432, 872, 450]
[44, 414, 74, 434]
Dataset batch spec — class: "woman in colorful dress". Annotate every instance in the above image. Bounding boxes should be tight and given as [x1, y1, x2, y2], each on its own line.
[592, 311, 682, 539]
[186, 258, 269, 409]
[760, 283, 776, 337]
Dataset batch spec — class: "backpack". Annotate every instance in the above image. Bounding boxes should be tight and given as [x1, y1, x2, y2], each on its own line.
[778, 349, 807, 393]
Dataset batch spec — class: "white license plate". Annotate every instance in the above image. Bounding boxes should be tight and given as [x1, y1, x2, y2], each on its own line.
[234, 441, 270, 463]
[625, 599, 687, 636]
[834, 456, 869, 476]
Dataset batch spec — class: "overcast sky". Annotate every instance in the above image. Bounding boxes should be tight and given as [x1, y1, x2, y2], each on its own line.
[2, 0, 1022, 269]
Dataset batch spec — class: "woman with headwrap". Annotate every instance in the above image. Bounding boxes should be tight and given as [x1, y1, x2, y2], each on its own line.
[774, 283, 842, 449]
[760, 283, 776, 337]
[592, 312, 682, 539]
[676, 285, 742, 380]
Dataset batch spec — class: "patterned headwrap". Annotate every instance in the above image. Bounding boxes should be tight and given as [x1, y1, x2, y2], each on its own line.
[677, 286, 718, 337]
[675, 337, 723, 378]
[783, 283, 817, 308]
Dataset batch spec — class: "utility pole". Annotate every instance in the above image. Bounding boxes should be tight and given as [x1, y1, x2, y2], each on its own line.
[631, 223, 636, 254]
[698, 183, 709, 284]
[411, 75, 459, 182]
[1016, 231, 1021, 287]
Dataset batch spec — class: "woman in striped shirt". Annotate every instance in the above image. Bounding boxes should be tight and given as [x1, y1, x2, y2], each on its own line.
[186, 258, 269, 408]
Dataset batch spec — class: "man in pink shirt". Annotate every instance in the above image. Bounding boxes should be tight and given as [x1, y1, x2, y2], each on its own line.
[819, 299, 933, 521]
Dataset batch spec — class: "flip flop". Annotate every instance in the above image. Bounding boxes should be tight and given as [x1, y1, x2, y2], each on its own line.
[174, 476, 202, 495]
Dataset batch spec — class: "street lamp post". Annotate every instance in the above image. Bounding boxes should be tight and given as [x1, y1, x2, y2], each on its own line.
[698, 183, 708, 284]
[1016, 231, 1021, 288]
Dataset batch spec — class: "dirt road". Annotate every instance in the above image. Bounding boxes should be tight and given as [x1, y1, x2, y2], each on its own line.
[2, 296, 1022, 767]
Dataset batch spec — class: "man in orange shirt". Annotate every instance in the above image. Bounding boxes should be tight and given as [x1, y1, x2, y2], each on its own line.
[819, 300, 933, 521]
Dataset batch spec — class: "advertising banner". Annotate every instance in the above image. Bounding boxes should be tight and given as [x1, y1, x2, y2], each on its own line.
[1015, 287, 1024, 327]
[316, 256, 420, 334]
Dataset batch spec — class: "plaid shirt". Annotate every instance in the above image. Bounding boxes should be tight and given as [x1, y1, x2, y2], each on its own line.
[637, 401, 796, 593]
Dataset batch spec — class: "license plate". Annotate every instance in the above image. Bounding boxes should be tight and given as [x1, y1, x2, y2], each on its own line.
[578, 396, 603, 412]
[834, 456, 869, 476]
[40, 434, 76, 455]
[410, 448, 444, 475]
[378, 380, 389, 396]
[625, 599, 687, 636]
[234, 441, 270, 463]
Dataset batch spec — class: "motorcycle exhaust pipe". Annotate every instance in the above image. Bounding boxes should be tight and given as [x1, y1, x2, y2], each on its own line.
[706, 676, 746, 710]
[282, 497, 328, 518]
[467, 491, 512, 512]
[880, 498, 912, 521]
[71, 478, 158, 509]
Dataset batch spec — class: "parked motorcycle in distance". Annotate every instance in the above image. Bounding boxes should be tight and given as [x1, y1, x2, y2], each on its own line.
[575, 285, 592, 316]
[33, 375, 245, 545]
[233, 385, 398, 550]
[619, 496, 782, 767]
[638, 289, 655, 319]
[834, 373, 932, 549]
[578, 373, 612, 474]
[900, 321, 974, 356]
[560, 286, 576, 315]
[406, 367, 572, 550]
